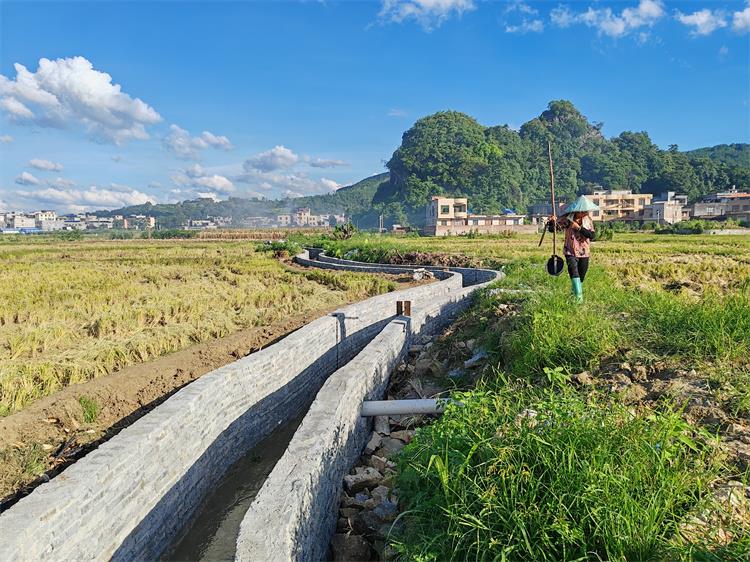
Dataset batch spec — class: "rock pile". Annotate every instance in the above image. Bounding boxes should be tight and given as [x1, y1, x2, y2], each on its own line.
[328, 332, 466, 561]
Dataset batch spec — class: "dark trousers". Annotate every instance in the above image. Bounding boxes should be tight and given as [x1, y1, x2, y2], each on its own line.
[566, 256, 590, 281]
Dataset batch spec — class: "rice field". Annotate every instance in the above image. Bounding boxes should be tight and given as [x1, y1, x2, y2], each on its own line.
[0, 238, 394, 416]
[311, 232, 750, 294]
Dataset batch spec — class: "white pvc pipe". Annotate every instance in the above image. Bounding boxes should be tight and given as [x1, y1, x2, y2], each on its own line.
[361, 399, 452, 416]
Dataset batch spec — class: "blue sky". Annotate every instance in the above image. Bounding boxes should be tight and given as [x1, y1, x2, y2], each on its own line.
[0, 0, 748, 212]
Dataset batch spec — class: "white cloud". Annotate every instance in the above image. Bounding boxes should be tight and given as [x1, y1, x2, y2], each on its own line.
[387, 108, 408, 117]
[1, 96, 34, 118]
[550, 5, 576, 27]
[14, 185, 156, 211]
[198, 130, 232, 150]
[378, 0, 476, 31]
[719, 45, 729, 57]
[15, 171, 40, 185]
[733, 1, 750, 32]
[163, 124, 233, 159]
[111, 155, 122, 162]
[49, 177, 76, 188]
[171, 164, 235, 196]
[550, 0, 664, 38]
[235, 168, 341, 197]
[506, 1, 537, 16]
[0, 56, 162, 144]
[185, 163, 205, 178]
[29, 158, 63, 172]
[244, 145, 299, 172]
[192, 174, 235, 192]
[320, 178, 342, 191]
[0, 134, 12, 144]
[308, 158, 348, 168]
[506, 19, 544, 33]
[676, 9, 727, 36]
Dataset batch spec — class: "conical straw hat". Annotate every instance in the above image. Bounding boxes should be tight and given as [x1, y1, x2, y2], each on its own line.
[564, 195, 600, 214]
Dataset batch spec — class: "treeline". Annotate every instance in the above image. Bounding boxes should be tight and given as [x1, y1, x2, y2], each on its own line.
[373, 101, 749, 225]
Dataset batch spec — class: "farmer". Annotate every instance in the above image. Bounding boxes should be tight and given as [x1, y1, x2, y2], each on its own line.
[547, 195, 599, 302]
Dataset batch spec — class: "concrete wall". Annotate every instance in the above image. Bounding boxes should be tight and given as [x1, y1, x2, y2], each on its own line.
[0, 250, 498, 561]
[236, 253, 497, 561]
[305, 250, 499, 287]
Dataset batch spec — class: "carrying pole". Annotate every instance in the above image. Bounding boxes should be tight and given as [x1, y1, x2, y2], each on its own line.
[547, 141, 557, 255]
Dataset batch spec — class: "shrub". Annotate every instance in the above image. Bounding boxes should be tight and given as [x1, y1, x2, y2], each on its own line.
[254, 240, 302, 258]
[55, 230, 83, 241]
[109, 230, 134, 240]
[148, 229, 197, 239]
[330, 222, 357, 240]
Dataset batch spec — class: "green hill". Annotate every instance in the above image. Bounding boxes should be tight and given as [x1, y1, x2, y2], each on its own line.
[373, 101, 750, 225]
[684, 143, 750, 168]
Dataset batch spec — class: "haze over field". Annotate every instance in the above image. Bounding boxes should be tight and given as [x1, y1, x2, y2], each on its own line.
[0, 0, 748, 213]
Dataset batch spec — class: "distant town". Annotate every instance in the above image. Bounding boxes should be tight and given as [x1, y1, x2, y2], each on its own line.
[1, 187, 748, 236]
[0, 207, 348, 235]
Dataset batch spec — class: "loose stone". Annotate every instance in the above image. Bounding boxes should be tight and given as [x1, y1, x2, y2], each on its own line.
[364, 432, 382, 455]
[344, 466, 384, 493]
[330, 534, 372, 561]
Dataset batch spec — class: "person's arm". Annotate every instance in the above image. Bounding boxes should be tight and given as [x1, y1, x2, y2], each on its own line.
[579, 225, 595, 240]
[546, 215, 569, 232]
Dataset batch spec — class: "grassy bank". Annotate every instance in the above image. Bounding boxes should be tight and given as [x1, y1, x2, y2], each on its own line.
[307, 231, 750, 560]
[395, 384, 725, 561]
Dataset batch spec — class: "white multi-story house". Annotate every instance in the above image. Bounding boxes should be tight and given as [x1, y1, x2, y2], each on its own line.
[425, 196, 535, 236]
[12, 215, 36, 229]
[34, 210, 57, 222]
[39, 219, 67, 231]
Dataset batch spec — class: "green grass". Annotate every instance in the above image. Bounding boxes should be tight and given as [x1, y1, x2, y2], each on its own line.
[394, 382, 722, 561]
[79, 395, 99, 423]
[492, 261, 750, 381]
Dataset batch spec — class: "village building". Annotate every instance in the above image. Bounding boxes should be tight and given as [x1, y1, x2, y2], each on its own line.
[424, 196, 536, 236]
[34, 210, 57, 222]
[274, 208, 344, 228]
[527, 201, 569, 224]
[584, 190, 653, 221]
[621, 192, 690, 225]
[693, 188, 750, 222]
[11, 215, 36, 229]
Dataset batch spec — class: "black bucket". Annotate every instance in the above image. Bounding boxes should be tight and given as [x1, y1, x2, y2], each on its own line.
[547, 254, 565, 276]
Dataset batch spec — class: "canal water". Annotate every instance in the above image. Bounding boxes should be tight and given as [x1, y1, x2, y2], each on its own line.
[163, 415, 304, 561]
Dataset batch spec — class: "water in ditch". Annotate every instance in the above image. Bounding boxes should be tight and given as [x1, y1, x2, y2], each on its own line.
[163, 415, 304, 562]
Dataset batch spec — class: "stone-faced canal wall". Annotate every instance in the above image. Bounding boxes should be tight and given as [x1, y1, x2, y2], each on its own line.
[0, 251, 499, 561]
[235, 254, 499, 561]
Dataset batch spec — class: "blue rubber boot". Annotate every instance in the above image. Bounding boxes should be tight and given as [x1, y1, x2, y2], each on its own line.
[571, 277, 583, 303]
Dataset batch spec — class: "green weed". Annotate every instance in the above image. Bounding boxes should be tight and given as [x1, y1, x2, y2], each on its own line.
[394, 383, 722, 561]
[79, 395, 100, 423]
